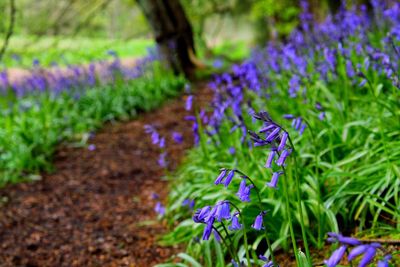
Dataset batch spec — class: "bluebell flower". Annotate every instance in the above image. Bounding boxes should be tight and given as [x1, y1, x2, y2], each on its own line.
[276, 149, 291, 166]
[359, 245, 378, 267]
[259, 254, 274, 267]
[278, 132, 288, 151]
[193, 206, 211, 223]
[231, 259, 239, 267]
[223, 170, 236, 187]
[214, 169, 227, 185]
[216, 201, 231, 221]
[265, 150, 276, 168]
[266, 171, 283, 188]
[236, 179, 254, 202]
[159, 137, 165, 148]
[88, 144, 96, 151]
[185, 95, 193, 111]
[228, 212, 242, 230]
[202, 218, 214, 240]
[172, 132, 183, 144]
[229, 147, 236, 155]
[324, 245, 347, 267]
[252, 211, 267, 230]
[154, 202, 166, 216]
[377, 255, 392, 267]
[158, 152, 167, 168]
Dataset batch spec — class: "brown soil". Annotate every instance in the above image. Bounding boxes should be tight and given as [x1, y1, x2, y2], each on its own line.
[0, 84, 212, 267]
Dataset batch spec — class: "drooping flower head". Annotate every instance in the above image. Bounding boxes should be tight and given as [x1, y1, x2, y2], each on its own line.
[252, 210, 267, 230]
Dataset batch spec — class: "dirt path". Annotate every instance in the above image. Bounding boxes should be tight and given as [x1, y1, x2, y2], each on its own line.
[0, 84, 211, 267]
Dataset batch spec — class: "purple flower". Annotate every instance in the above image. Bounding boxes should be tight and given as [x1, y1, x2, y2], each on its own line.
[182, 199, 195, 210]
[276, 149, 290, 166]
[265, 150, 276, 168]
[278, 132, 288, 151]
[172, 132, 183, 144]
[202, 218, 214, 240]
[88, 144, 96, 151]
[185, 95, 193, 111]
[229, 147, 236, 155]
[193, 206, 211, 223]
[359, 246, 378, 267]
[265, 127, 281, 142]
[377, 255, 392, 267]
[158, 152, 167, 168]
[216, 202, 231, 221]
[348, 245, 369, 261]
[231, 259, 239, 267]
[228, 212, 242, 230]
[259, 254, 274, 267]
[214, 169, 227, 185]
[154, 202, 166, 216]
[266, 171, 283, 188]
[252, 211, 267, 230]
[299, 123, 307, 135]
[324, 245, 347, 267]
[223, 170, 235, 187]
[236, 179, 254, 202]
[159, 137, 165, 148]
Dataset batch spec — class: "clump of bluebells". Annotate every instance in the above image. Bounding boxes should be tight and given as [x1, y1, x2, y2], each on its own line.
[164, 0, 400, 266]
[324, 233, 393, 267]
[192, 111, 311, 266]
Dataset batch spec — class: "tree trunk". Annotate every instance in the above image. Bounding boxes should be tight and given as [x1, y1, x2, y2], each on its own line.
[136, 0, 197, 77]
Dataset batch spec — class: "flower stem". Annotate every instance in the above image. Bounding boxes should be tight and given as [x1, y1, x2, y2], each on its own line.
[287, 136, 312, 266]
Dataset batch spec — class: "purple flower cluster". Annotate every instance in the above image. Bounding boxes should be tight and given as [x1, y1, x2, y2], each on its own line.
[324, 232, 392, 267]
[0, 53, 157, 98]
[144, 125, 168, 168]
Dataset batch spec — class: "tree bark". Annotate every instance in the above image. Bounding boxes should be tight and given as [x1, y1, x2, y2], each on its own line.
[136, 0, 197, 77]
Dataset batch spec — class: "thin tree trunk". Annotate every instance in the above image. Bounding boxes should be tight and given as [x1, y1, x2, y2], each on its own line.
[136, 0, 197, 77]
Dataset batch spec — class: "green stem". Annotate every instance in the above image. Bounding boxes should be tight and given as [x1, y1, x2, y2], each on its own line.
[221, 221, 240, 264]
[212, 226, 237, 263]
[229, 202, 252, 266]
[287, 136, 312, 265]
[235, 172, 276, 266]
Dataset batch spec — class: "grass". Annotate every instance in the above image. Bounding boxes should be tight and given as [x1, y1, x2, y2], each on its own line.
[1, 35, 154, 68]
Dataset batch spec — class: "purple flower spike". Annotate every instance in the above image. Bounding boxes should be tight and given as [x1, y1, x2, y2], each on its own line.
[228, 212, 242, 230]
[172, 132, 184, 144]
[324, 245, 347, 267]
[252, 211, 267, 230]
[223, 170, 236, 187]
[278, 132, 288, 151]
[202, 218, 214, 240]
[185, 95, 193, 111]
[267, 171, 283, 188]
[359, 246, 378, 267]
[276, 149, 290, 166]
[318, 112, 325, 121]
[154, 202, 166, 216]
[265, 150, 276, 168]
[237, 179, 253, 202]
[299, 123, 307, 135]
[159, 137, 165, 148]
[214, 169, 227, 185]
[216, 202, 231, 221]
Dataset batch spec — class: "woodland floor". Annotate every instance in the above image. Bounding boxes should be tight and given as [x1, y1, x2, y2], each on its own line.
[0, 83, 212, 267]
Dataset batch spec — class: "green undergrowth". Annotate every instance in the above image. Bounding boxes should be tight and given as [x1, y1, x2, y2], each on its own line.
[1, 35, 154, 68]
[0, 64, 185, 184]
